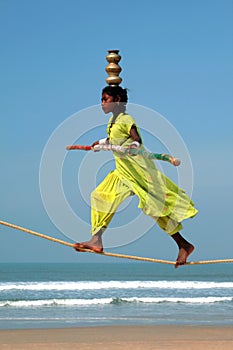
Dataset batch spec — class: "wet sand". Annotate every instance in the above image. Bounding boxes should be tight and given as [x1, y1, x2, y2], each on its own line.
[0, 325, 233, 350]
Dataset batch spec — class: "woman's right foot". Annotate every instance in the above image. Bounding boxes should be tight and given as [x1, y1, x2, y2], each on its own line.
[175, 243, 194, 268]
[171, 232, 194, 268]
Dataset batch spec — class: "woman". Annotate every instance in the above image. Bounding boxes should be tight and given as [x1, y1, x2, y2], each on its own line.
[74, 86, 198, 267]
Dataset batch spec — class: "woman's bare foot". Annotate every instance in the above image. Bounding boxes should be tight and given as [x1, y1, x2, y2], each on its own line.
[171, 232, 194, 268]
[74, 233, 103, 253]
[175, 244, 194, 268]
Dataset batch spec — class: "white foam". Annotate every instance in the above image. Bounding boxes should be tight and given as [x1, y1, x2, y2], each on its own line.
[124, 296, 233, 304]
[0, 280, 232, 291]
[0, 296, 232, 308]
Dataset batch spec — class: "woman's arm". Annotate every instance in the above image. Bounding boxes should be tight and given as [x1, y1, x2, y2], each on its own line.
[130, 125, 142, 146]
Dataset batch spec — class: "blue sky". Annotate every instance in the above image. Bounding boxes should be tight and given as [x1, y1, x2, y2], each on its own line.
[1, 0, 233, 263]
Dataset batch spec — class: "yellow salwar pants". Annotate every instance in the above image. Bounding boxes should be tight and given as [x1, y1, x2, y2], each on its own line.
[91, 171, 182, 236]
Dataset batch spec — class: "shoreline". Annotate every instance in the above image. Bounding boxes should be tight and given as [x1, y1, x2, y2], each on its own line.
[0, 325, 233, 350]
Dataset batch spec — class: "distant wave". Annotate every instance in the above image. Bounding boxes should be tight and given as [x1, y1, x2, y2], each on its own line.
[0, 280, 233, 291]
[0, 296, 232, 308]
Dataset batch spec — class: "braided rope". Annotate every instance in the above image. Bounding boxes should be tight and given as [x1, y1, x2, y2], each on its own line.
[1, 220, 232, 265]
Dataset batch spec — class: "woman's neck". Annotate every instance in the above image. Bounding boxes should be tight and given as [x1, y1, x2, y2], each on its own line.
[112, 108, 125, 117]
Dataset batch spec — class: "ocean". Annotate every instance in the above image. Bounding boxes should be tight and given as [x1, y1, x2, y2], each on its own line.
[0, 263, 232, 329]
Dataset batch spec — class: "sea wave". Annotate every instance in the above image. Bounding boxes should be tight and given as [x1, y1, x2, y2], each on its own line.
[0, 280, 233, 292]
[0, 296, 232, 308]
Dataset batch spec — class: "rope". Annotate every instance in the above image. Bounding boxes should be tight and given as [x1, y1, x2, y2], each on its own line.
[0, 220, 74, 248]
[1, 220, 233, 265]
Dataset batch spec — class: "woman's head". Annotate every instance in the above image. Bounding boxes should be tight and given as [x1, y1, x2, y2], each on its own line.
[101, 86, 128, 115]
[102, 86, 128, 103]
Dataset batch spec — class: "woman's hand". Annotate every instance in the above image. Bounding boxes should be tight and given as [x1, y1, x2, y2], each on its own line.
[91, 140, 100, 152]
[91, 141, 99, 148]
[92, 138, 109, 151]
[128, 141, 140, 156]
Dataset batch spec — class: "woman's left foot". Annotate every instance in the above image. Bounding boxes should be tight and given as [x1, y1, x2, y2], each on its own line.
[74, 234, 103, 253]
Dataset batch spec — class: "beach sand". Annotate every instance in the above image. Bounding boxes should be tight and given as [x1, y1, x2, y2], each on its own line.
[0, 325, 233, 350]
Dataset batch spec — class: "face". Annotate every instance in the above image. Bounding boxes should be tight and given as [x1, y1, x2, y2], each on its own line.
[101, 93, 117, 114]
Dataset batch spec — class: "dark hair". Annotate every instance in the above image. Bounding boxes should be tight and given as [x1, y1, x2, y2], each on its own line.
[102, 86, 128, 103]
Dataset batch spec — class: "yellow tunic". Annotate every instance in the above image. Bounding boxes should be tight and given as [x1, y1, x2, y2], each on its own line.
[91, 113, 198, 235]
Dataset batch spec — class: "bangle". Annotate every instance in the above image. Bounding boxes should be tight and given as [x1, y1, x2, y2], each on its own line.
[99, 138, 107, 145]
[131, 141, 140, 148]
